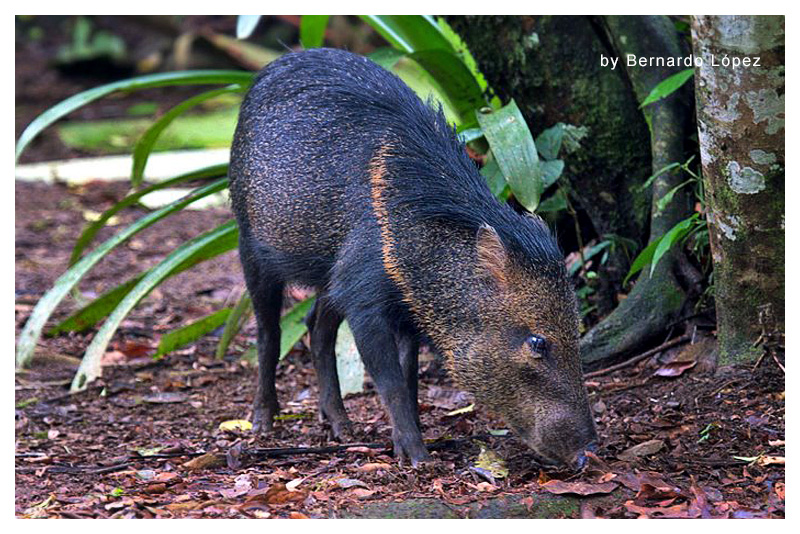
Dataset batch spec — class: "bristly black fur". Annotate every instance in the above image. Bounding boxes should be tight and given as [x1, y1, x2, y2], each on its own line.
[228, 48, 593, 466]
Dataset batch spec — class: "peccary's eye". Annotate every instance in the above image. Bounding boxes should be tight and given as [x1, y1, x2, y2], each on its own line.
[525, 335, 548, 358]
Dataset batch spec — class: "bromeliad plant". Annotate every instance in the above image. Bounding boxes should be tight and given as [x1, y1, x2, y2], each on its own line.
[16, 15, 565, 392]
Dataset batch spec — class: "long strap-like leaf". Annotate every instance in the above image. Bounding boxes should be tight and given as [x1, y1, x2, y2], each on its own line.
[70, 164, 229, 266]
[16, 178, 228, 369]
[71, 220, 238, 391]
[131, 87, 243, 187]
[16, 70, 253, 161]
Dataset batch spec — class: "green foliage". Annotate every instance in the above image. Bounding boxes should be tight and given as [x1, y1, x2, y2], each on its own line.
[477, 101, 542, 211]
[69, 164, 228, 266]
[625, 214, 702, 284]
[279, 296, 316, 358]
[15, 69, 253, 161]
[156, 308, 232, 358]
[15, 179, 229, 371]
[131, 86, 244, 187]
[72, 220, 238, 391]
[359, 15, 455, 54]
[640, 68, 694, 108]
[300, 15, 330, 49]
[215, 290, 253, 360]
[57, 16, 126, 65]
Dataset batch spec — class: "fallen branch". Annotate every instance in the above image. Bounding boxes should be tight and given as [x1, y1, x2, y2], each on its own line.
[583, 335, 691, 379]
[246, 434, 503, 461]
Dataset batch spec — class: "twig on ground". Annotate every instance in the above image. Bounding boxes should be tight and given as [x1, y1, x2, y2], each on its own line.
[583, 335, 691, 379]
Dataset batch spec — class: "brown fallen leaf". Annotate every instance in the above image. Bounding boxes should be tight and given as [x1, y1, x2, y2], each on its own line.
[758, 456, 785, 466]
[333, 478, 368, 490]
[541, 480, 618, 496]
[289, 511, 310, 519]
[182, 452, 224, 471]
[625, 500, 699, 519]
[617, 439, 665, 461]
[357, 462, 393, 472]
[654, 360, 696, 377]
[615, 471, 683, 496]
[143, 483, 167, 495]
[349, 488, 376, 500]
[246, 483, 308, 505]
[775, 482, 785, 500]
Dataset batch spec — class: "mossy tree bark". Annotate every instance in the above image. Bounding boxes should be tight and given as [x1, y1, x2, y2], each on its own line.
[579, 16, 697, 370]
[446, 15, 652, 317]
[691, 16, 785, 364]
[448, 16, 696, 369]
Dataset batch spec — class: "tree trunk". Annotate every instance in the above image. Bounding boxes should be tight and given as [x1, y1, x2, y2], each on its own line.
[691, 16, 785, 364]
[579, 16, 697, 370]
[448, 15, 697, 369]
[446, 15, 653, 309]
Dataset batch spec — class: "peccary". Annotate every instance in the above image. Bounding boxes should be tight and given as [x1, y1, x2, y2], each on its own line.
[229, 48, 597, 469]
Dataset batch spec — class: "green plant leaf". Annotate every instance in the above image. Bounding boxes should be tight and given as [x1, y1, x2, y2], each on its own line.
[385, 55, 463, 126]
[535, 123, 565, 161]
[156, 308, 232, 358]
[640, 68, 694, 108]
[407, 49, 485, 123]
[649, 214, 700, 277]
[624, 214, 700, 284]
[52, 219, 238, 336]
[216, 290, 253, 360]
[540, 159, 565, 190]
[300, 15, 330, 49]
[279, 296, 316, 359]
[236, 15, 262, 39]
[476, 100, 542, 211]
[70, 164, 228, 266]
[369, 48, 486, 127]
[655, 179, 694, 214]
[16, 70, 253, 161]
[457, 127, 484, 144]
[360, 15, 455, 54]
[623, 239, 660, 285]
[536, 188, 568, 214]
[434, 17, 493, 97]
[480, 152, 507, 198]
[71, 219, 237, 391]
[639, 162, 681, 192]
[367, 47, 405, 69]
[569, 240, 612, 276]
[16, 178, 228, 370]
[131, 87, 242, 187]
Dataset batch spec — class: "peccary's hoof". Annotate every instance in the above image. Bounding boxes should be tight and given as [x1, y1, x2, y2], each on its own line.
[329, 419, 354, 442]
[252, 402, 279, 434]
[394, 438, 432, 467]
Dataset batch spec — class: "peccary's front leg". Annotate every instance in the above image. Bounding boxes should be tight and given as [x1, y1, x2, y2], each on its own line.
[350, 314, 430, 466]
[306, 294, 352, 439]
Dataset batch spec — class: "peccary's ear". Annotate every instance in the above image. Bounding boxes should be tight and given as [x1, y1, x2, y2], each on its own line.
[476, 224, 508, 288]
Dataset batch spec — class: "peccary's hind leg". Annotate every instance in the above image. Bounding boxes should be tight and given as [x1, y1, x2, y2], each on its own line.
[350, 314, 430, 466]
[306, 295, 352, 439]
[240, 240, 284, 434]
[396, 329, 420, 431]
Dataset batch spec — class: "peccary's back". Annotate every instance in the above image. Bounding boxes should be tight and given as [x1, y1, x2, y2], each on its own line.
[230, 49, 447, 282]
